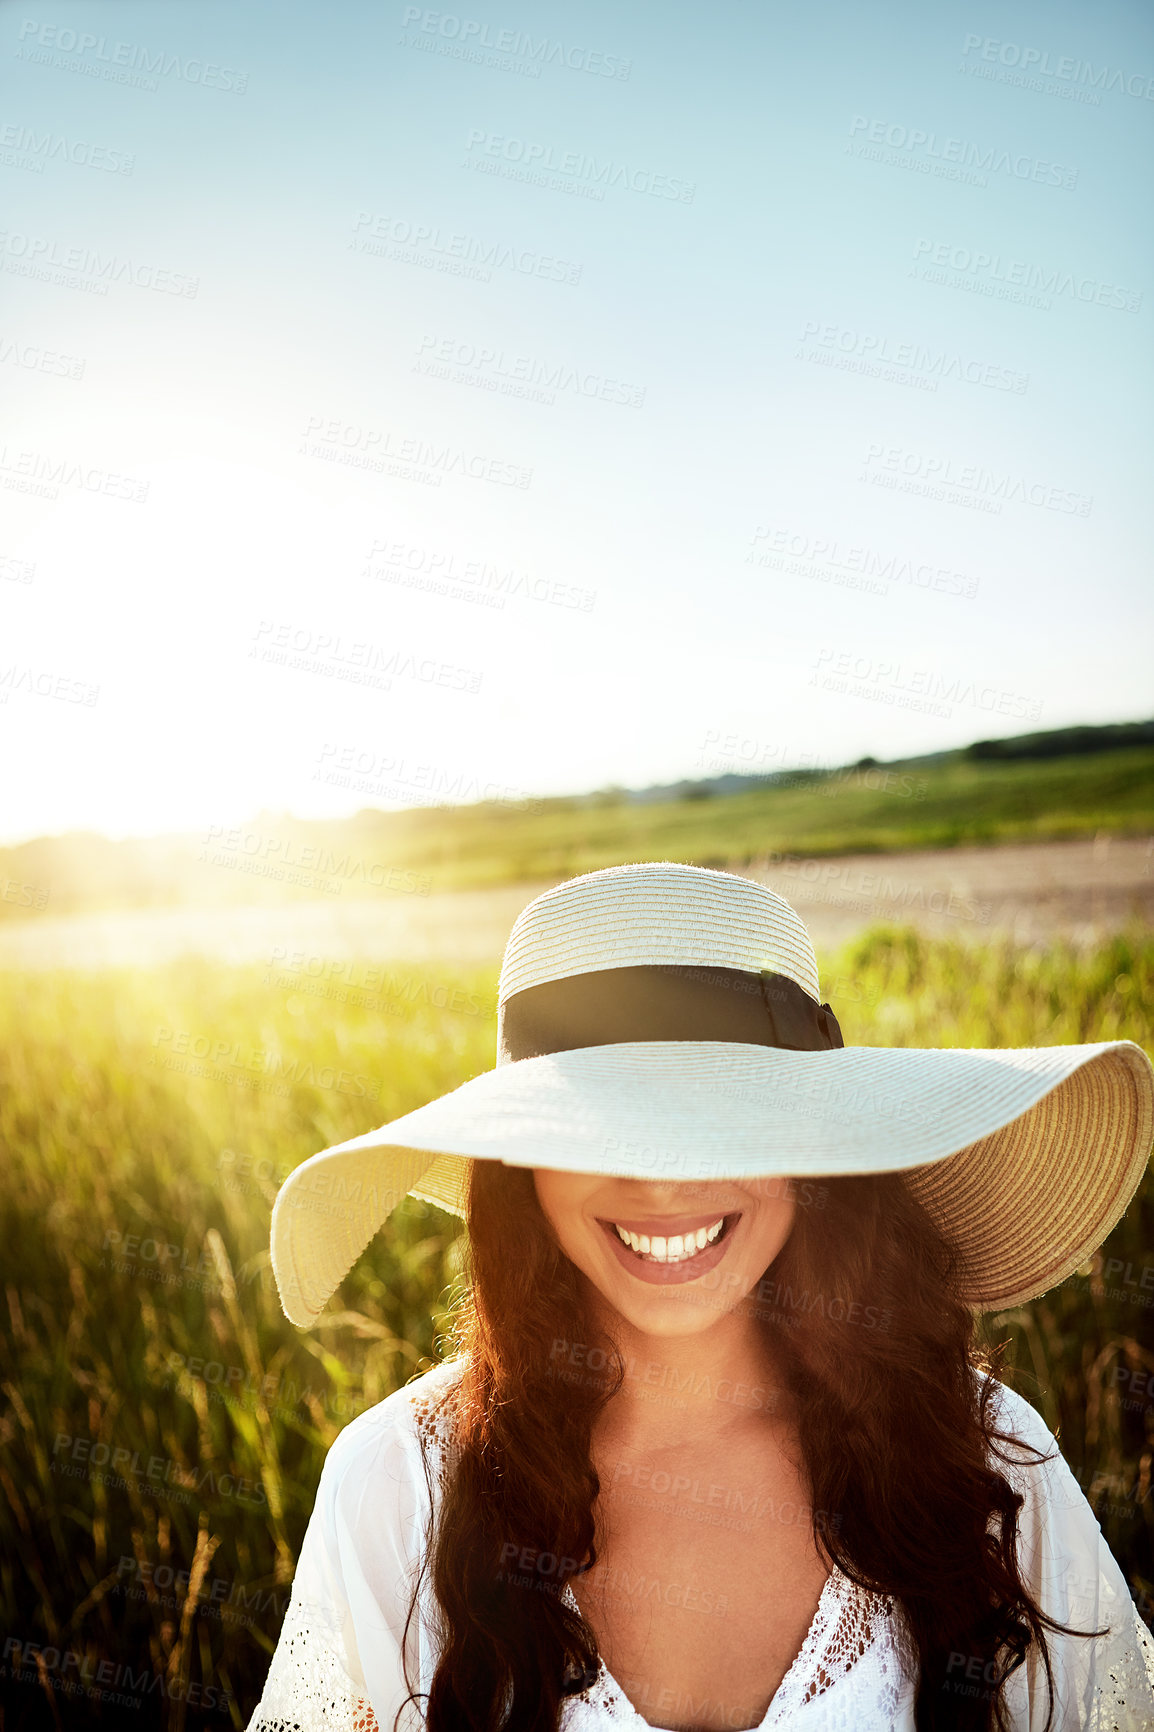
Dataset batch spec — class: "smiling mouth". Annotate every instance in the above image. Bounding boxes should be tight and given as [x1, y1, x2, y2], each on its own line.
[598, 1213, 739, 1266]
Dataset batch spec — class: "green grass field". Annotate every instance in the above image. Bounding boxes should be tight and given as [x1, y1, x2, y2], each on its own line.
[362, 743, 1154, 891]
[1, 928, 1152, 1727]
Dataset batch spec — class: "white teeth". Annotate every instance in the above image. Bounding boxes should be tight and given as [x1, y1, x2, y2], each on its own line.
[612, 1217, 727, 1263]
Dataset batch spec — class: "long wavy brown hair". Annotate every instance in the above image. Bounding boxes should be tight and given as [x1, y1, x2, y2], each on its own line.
[397, 1161, 1104, 1732]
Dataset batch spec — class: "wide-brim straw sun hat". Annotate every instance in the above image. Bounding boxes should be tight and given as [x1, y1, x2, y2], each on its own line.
[269, 862, 1153, 1328]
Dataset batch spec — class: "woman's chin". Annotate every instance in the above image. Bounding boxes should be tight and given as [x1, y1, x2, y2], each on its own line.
[585, 1262, 755, 1335]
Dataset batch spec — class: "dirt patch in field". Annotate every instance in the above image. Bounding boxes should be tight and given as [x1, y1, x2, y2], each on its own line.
[0, 835, 1149, 973]
[739, 833, 1153, 949]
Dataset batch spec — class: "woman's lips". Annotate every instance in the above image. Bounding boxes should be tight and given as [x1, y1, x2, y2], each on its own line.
[596, 1213, 741, 1286]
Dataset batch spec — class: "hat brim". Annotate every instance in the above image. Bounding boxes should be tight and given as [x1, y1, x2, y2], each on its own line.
[270, 1040, 1153, 1326]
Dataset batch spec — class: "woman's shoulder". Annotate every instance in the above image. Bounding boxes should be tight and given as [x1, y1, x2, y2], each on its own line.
[969, 1365, 1081, 1500]
[969, 1364, 1055, 1440]
[318, 1353, 467, 1507]
[967, 1363, 1112, 1556]
[966, 1371, 1154, 1717]
[966, 1364, 1074, 1495]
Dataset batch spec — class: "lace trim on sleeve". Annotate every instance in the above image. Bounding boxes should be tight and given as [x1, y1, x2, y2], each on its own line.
[980, 1375, 1154, 1731]
[245, 1361, 469, 1732]
[244, 1591, 381, 1731]
[410, 1376, 462, 1490]
[1075, 1599, 1154, 1732]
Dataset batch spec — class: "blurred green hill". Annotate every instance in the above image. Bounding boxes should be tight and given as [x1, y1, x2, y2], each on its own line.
[2, 721, 1152, 919]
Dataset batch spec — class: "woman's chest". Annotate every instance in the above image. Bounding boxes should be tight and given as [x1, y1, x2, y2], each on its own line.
[569, 1429, 832, 1731]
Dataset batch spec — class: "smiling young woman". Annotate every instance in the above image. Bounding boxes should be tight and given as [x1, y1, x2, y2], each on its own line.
[503, 1165, 834, 1728]
[248, 863, 1154, 1732]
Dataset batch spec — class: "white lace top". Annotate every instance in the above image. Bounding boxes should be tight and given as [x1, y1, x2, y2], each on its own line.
[246, 1356, 1154, 1731]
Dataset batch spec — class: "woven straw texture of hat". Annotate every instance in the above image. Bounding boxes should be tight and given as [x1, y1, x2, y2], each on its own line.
[271, 1041, 1152, 1325]
[270, 862, 1154, 1328]
[498, 862, 822, 1004]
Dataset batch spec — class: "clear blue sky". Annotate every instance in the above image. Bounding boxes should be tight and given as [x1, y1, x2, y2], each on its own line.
[2, 0, 1151, 841]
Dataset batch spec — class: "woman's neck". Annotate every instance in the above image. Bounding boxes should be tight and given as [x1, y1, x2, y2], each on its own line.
[586, 1292, 795, 1449]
